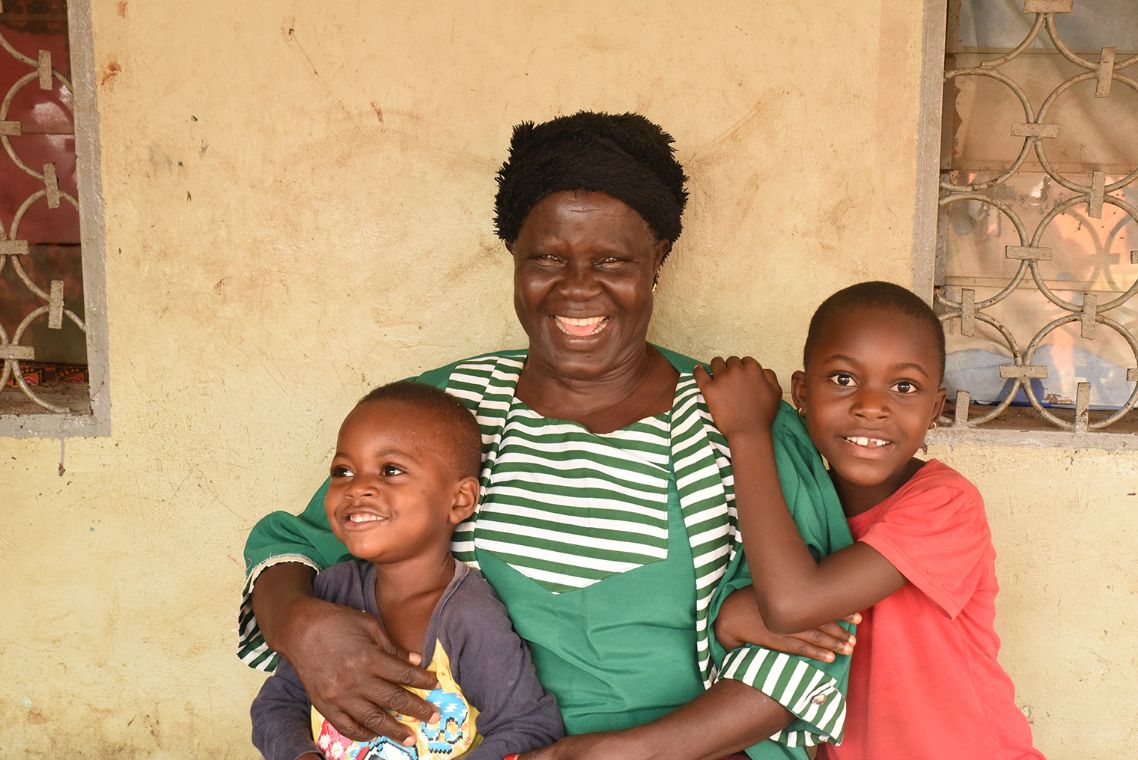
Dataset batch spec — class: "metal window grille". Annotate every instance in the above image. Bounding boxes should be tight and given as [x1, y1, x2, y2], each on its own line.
[0, 0, 107, 437]
[935, 0, 1138, 442]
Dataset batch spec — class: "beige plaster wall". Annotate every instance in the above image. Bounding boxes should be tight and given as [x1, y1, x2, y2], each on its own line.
[1, 1, 1132, 756]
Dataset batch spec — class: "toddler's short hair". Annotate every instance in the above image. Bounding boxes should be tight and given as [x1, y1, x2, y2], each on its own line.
[358, 382, 482, 479]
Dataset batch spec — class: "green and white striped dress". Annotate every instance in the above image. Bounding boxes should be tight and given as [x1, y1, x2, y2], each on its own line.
[444, 351, 850, 754]
[458, 395, 673, 591]
[238, 348, 854, 758]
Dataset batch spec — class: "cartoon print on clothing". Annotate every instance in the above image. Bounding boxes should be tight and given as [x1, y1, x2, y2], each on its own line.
[420, 690, 470, 754]
[310, 644, 481, 759]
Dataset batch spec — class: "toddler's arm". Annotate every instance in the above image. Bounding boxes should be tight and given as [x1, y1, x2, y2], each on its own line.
[695, 356, 905, 633]
[250, 655, 322, 760]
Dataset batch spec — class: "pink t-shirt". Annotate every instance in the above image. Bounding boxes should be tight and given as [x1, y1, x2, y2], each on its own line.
[819, 460, 1043, 760]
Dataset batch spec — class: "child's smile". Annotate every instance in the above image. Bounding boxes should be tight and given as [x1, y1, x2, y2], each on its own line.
[842, 436, 891, 448]
[325, 399, 464, 564]
[792, 304, 946, 515]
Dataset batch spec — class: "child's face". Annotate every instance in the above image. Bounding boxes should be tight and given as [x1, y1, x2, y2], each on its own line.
[324, 399, 474, 564]
[792, 304, 946, 503]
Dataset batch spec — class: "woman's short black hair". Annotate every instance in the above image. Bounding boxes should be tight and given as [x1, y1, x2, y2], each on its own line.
[803, 281, 947, 381]
[358, 381, 482, 479]
[494, 111, 688, 254]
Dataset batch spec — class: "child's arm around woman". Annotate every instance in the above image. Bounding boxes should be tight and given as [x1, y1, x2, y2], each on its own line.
[694, 281, 1043, 759]
[694, 356, 907, 633]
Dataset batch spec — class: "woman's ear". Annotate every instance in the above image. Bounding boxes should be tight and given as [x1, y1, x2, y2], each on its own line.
[449, 477, 480, 525]
[790, 370, 808, 415]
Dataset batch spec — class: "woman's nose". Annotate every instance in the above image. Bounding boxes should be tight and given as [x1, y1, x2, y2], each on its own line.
[557, 261, 601, 297]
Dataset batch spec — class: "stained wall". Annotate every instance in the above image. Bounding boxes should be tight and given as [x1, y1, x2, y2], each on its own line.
[1, 2, 1132, 756]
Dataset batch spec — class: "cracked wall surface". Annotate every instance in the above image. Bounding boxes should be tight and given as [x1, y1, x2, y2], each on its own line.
[0, 1, 1133, 756]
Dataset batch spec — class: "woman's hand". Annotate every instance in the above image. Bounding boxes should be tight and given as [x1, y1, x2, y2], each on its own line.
[693, 356, 783, 440]
[252, 563, 440, 744]
[715, 587, 858, 663]
[519, 679, 796, 760]
[516, 731, 643, 760]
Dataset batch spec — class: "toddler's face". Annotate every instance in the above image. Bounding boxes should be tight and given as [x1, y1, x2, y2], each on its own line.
[792, 304, 946, 507]
[324, 399, 464, 564]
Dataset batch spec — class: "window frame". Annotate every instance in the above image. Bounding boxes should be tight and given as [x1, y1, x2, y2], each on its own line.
[913, 0, 1138, 451]
[0, 0, 109, 438]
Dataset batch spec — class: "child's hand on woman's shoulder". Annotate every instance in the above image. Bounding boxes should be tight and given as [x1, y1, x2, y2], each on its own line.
[694, 356, 783, 440]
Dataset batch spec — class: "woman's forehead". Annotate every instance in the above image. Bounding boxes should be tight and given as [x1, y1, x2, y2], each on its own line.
[515, 191, 656, 246]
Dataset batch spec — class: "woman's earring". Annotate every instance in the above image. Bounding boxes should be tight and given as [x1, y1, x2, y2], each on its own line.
[929, 421, 939, 429]
[797, 407, 806, 417]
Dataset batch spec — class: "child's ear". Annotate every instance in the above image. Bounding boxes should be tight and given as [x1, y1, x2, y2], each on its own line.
[930, 386, 948, 427]
[790, 370, 808, 415]
[448, 476, 480, 525]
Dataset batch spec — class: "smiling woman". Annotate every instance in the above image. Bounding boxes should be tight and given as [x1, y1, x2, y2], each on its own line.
[239, 112, 856, 760]
[510, 190, 675, 431]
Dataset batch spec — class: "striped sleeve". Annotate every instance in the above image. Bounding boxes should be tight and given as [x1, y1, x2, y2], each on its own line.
[717, 646, 845, 748]
[237, 478, 351, 672]
[237, 554, 321, 672]
[708, 404, 854, 752]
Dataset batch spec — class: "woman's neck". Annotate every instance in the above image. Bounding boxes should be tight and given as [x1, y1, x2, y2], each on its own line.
[516, 344, 678, 433]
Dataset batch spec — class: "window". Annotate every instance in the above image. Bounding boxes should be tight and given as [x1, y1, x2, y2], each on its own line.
[931, 0, 1137, 442]
[0, 0, 107, 436]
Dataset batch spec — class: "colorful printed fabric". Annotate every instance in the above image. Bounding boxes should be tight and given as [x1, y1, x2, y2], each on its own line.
[310, 646, 481, 760]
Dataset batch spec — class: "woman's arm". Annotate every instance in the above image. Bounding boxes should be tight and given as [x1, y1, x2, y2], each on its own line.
[251, 563, 442, 743]
[695, 357, 904, 633]
[521, 680, 790, 760]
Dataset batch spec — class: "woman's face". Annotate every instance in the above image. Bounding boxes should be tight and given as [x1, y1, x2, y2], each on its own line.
[510, 190, 668, 382]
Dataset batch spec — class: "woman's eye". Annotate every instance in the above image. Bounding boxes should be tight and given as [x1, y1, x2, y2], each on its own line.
[330, 465, 353, 479]
[830, 372, 855, 387]
[596, 257, 623, 269]
[381, 464, 404, 477]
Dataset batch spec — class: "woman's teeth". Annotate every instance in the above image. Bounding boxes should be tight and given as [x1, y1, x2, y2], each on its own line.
[845, 436, 890, 448]
[554, 316, 608, 336]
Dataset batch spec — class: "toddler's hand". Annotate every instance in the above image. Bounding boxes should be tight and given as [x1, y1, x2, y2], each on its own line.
[694, 356, 783, 439]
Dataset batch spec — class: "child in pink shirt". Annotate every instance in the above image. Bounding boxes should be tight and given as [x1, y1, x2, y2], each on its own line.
[696, 281, 1043, 759]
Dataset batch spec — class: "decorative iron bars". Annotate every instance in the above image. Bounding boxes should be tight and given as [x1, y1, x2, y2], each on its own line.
[937, 0, 1138, 433]
[0, 0, 89, 415]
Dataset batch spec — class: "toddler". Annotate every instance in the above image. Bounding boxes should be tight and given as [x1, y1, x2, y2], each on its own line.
[250, 381, 563, 760]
